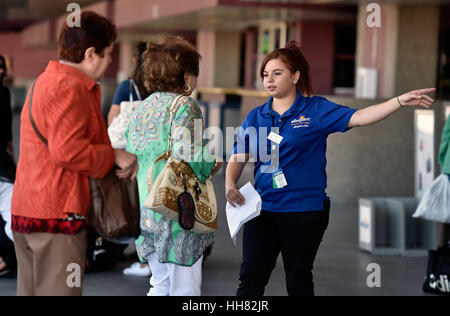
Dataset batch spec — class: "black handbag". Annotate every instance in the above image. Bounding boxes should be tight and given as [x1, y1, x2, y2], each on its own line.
[423, 244, 450, 296]
[85, 228, 122, 273]
[27, 81, 140, 244]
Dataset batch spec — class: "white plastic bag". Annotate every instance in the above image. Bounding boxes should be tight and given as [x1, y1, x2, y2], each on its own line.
[108, 99, 142, 149]
[413, 174, 450, 223]
[108, 80, 143, 149]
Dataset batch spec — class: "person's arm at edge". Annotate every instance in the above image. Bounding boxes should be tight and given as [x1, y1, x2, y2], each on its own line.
[439, 116, 450, 173]
[348, 88, 436, 128]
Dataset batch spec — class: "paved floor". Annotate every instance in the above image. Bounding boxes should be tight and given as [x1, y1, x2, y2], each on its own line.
[0, 172, 431, 296]
[0, 114, 432, 296]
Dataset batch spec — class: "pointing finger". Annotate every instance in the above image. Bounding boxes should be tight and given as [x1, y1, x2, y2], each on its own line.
[415, 88, 436, 94]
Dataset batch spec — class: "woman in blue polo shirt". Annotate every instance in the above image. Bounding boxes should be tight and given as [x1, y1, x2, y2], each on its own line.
[107, 42, 148, 126]
[226, 41, 435, 296]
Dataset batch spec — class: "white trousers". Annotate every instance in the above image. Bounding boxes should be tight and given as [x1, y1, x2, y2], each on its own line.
[0, 181, 13, 242]
[147, 253, 203, 296]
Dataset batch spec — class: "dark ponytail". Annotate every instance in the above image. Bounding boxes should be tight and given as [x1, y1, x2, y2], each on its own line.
[260, 41, 312, 96]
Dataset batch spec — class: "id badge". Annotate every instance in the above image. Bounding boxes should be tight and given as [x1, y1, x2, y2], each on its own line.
[272, 168, 288, 189]
[268, 132, 283, 144]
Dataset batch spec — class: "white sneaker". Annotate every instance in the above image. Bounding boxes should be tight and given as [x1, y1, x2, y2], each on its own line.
[123, 262, 151, 277]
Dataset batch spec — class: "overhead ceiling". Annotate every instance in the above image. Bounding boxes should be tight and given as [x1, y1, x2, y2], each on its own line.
[234, 0, 449, 3]
[117, 0, 449, 33]
[129, 6, 356, 32]
[0, 0, 98, 31]
[0, 0, 448, 32]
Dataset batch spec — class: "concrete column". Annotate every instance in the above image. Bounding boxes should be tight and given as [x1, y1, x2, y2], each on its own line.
[197, 30, 216, 88]
[356, 3, 399, 99]
[291, 20, 335, 95]
[382, 5, 399, 98]
[197, 29, 241, 88]
[356, 3, 439, 98]
[299, 21, 335, 95]
[244, 28, 257, 89]
[117, 40, 134, 83]
[214, 31, 240, 88]
[395, 5, 439, 94]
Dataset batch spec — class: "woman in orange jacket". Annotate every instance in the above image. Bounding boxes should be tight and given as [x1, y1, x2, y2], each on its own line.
[11, 11, 137, 296]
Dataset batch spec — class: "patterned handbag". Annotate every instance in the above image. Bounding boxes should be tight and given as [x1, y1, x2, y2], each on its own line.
[143, 96, 218, 234]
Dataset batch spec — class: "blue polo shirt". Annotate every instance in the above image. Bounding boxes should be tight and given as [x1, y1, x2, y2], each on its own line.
[112, 79, 141, 105]
[233, 90, 358, 213]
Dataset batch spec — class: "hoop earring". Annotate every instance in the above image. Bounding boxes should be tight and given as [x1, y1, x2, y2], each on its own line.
[184, 83, 191, 93]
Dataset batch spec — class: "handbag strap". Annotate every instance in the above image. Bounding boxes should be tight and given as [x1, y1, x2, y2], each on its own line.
[147, 94, 184, 189]
[28, 81, 49, 147]
[128, 80, 134, 103]
[129, 79, 142, 102]
[147, 152, 171, 190]
[167, 94, 184, 156]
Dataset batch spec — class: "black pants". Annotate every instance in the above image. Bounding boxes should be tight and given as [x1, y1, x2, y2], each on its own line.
[0, 215, 16, 272]
[439, 224, 450, 247]
[236, 200, 330, 297]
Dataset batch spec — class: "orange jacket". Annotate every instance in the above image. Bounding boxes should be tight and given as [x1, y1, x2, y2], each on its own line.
[11, 61, 115, 219]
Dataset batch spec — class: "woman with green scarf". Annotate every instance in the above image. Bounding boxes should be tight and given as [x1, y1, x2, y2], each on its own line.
[438, 114, 450, 246]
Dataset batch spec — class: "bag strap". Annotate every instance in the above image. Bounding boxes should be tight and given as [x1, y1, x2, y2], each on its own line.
[128, 80, 134, 103]
[28, 81, 48, 147]
[146, 152, 171, 190]
[167, 94, 184, 156]
[147, 95, 184, 189]
[130, 79, 142, 101]
[128, 79, 142, 103]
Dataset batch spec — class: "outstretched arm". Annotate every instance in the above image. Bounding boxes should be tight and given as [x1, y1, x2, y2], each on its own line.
[348, 88, 436, 128]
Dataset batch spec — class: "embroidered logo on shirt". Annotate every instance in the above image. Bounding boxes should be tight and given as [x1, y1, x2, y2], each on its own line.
[291, 115, 311, 128]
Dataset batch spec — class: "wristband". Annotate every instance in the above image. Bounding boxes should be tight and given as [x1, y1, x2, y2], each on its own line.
[397, 96, 404, 107]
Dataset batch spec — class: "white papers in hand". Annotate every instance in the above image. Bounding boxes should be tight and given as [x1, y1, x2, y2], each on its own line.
[225, 182, 262, 246]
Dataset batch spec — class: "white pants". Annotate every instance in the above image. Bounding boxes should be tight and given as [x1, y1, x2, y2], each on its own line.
[147, 253, 203, 296]
[0, 181, 13, 242]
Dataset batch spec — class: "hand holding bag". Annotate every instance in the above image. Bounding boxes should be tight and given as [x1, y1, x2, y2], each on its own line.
[143, 96, 218, 234]
[27, 82, 141, 244]
[87, 168, 140, 244]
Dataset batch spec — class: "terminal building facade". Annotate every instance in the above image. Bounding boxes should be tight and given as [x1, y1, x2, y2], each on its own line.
[0, 0, 449, 206]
